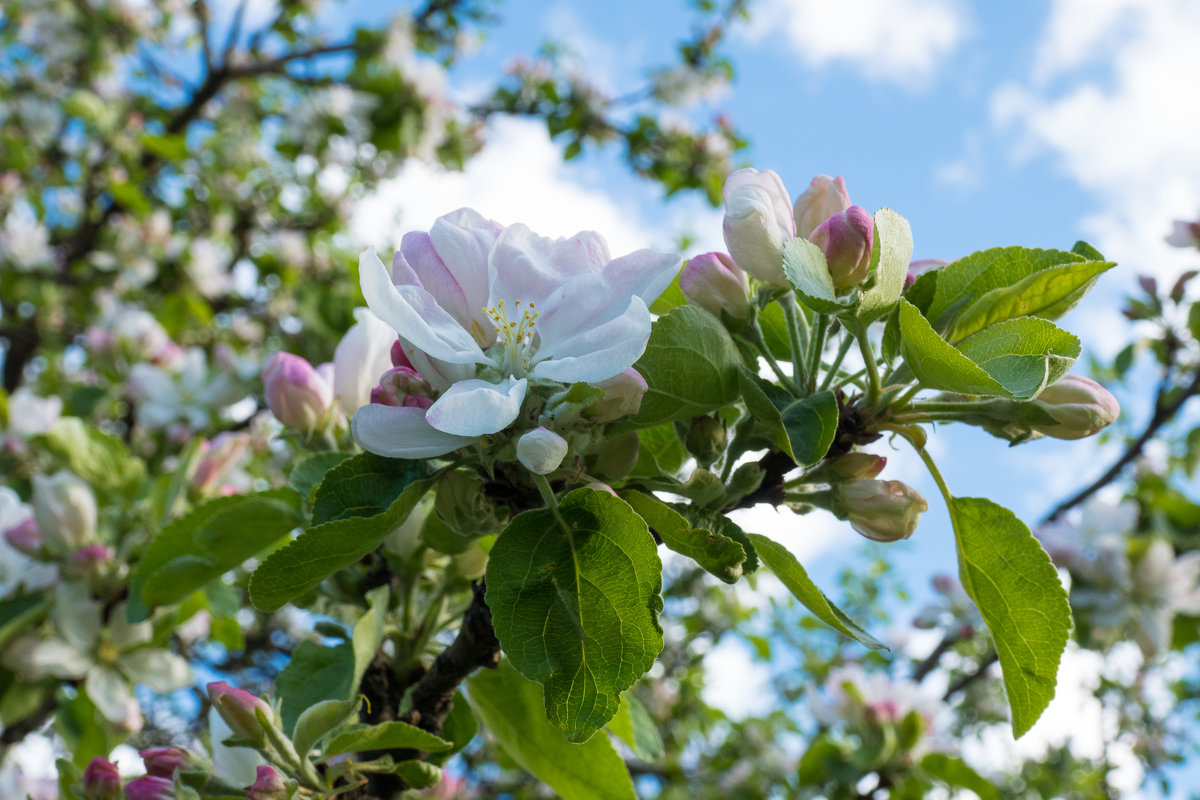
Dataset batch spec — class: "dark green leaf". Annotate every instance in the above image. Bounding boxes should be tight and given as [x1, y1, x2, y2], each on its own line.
[486, 488, 663, 742]
[623, 491, 746, 583]
[289, 451, 355, 499]
[312, 453, 426, 525]
[276, 641, 356, 734]
[671, 503, 759, 574]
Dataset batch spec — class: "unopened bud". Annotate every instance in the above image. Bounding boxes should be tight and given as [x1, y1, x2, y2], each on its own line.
[68, 544, 113, 575]
[680, 252, 752, 325]
[370, 366, 435, 409]
[1030, 375, 1119, 440]
[684, 415, 726, 467]
[516, 427, 569, 475]
[82, 757, 121, 800]
[834, 479, 927, 542]
[390, 338, 413, 368]
[809, 206, 874, 292]
[208, 681, 271, 742]
[246, 765, 290, 800]
[434, 470, 496, 538]
[194, 432, 250, 493]
[810, 452, 887, 483]
[32, 471, 97, 553]
[587, 369, 648, 422]
[792, 174, 851, 238]
[722, 168, 794, 285]
[140, 747, 189, 778]
[262, 352, 333, 431]
[123, 775, 175, 800]
[3, 517, 42, 556]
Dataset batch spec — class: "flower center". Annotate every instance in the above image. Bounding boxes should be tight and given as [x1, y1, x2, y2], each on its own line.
[483, 299, 539, 376]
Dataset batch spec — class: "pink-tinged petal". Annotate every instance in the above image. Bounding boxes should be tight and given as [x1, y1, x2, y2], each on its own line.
[397, 231, 472, 329]
[424, 377, 527, 437]
[532, 297, 651, 384]
[429, 208, 501, 325]
[360, 248, 485, 365]
[490, 226, 611, 308]
[352, 404, 477, 458]
[600, 249, 684, 308]
[402, 344, 477, 393]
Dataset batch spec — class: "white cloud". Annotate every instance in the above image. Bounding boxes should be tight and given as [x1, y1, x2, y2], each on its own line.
[742, 0, 971, 87]
[702, 636, 774, 718]
[991, 0, 1200, 281]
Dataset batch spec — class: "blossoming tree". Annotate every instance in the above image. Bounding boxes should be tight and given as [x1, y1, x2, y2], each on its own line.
[3, 1, 1200, 799]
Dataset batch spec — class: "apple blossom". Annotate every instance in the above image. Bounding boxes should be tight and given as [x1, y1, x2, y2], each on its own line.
[353, 208, 680, 458]
[1165, 218, 1200, 249]
[123, 775, 175, 800]
[208, 681, 273, 741]
[262, 352, 334, 432]
[834, 479, 928, 542]
[809, 206, 874, 291]
[721, 168, 793, 285]
[81, 757, 121, 800]
[516, 427, 569, 475]
[332, 307, 397, 416]
[32, 471, 97, 553]
[1030, 374, 1120, 440]
[140, 747, 189, 778]
[792, 174, 851, 238]
[1130, 539, 1200, 658]
[679, 252, 751, 325]
[586, 368, 649, 423]
[246, 765, 290, 800]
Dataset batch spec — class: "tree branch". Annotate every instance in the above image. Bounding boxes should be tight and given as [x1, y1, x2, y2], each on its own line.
[1042, 365, 1200, 524]
[942, 651, 998, 700]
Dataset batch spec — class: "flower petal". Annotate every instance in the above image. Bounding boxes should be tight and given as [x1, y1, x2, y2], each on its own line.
[424, 377, 527, 437]
[352, 404, 478, 458]
[86, 665, 133, 724]
[119, 648, 193, 692]
[30, 639, 93, 679]
[54, 582, 101, 652]
[600, 249, 684, 309]
[359, 248, 484, 365]
[532, 297, 652, 384]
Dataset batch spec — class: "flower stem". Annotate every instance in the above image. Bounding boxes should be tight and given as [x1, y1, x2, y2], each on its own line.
[744, 324, 803, 396]
[850, 320, 883, 406]
[819, 329, 856, 393]
[533, 474, 569, 532]
[781, 293, 808, 386]
[806, 313, 829, 394]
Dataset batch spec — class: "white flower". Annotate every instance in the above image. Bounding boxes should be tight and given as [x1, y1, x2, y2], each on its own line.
[332, 308, 397, 416]
[0, 488, 57, 596]
[21, 583, 192, 724]
[352, 209, 681, 458]
[0, 203, 53, 272]
[4, 389, 61, 436]
[127, 348, 243, 431]
[1129, 539, 1200, 658]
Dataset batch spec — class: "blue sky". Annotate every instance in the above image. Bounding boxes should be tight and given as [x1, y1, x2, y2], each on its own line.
[278, 0, 1200, 790]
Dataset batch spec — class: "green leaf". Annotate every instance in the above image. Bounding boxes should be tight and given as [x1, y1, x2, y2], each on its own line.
[467, 661, 637, 800]
[140, 133, 189, 162]
[949, 497, 1070, 738]
[607, 693, 664, 762]
[485, 488, 664, 742]
[748, 533, 886, 650]
[276, 641, 356, 734]
[41, 418, 145, 496]
[312, 453, 426, 525]
[949, 259, 1114, 342]
[351, 586, 388, 694]
[648, 269, 686, 315]
[897, 300, 1078, 399]
[293, 699, 359, 761]
[777, 390, 839, 467]
[737, 371, 795, 461]
[128, 489, 303, 620]
[853, 208, 914, 324]
[921, 753, 998, 800]
[107, 181, 151, 216]
[324, 720, 452, 757]
[631, 306, 742, 427]
[248, 478, 432, 612]
[629, 424, 687, 478]
[289, 452, 355, 499]
[670, 503, 759, 574]
[623, 491, 746, 583]
[632, 467, 724, 505]
[0, 596, 47, 650]
[756, 301, 795, 361]
[782, 237, 854, 315]
[926, 246, 1089, 327]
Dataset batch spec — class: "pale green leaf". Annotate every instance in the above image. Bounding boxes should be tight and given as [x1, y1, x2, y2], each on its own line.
[854, 208, 913, 323]
[323, 720, 452, 757]
[351, 586, 388, 692]
[485, 489, 663, 742]
[782, 237, 854, 315]
[293, 699, 359, 761]
[749, 533, 886, 650]
[623, 491, 746, 584]
[926, 246, 1087, 326]
[950, 497, 1070, 738]
[467, 661, 637, 800]
[607, 693, 664, 762]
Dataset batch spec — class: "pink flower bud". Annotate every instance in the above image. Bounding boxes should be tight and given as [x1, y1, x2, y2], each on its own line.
[68, 544, 113, 575]
[370, 366, 435, 409]
[516, 427, 569, 475]
[588, 368, 648, 422]
[835, 479, 928, 542]
[1030, 375, 1120, 440]
[792, 174, 851, 238]
[680, 252, 751, 325]
[207, 681, 271, 741]
[123, 775, 175, 800]
[3, 517, 42, 556]
[1166, 219, 1200, 249]
[390, 338, 413, 368]
[194, 432, 250, 493]
[262, 352, 333, 431]
[722, 168, 794, 285]
[809, 206, 875, 291]
[246, 765, 290, 800]
[825, 453, 887, 481]
[140, 747, 189, 778]
[82, 757, 121, 800]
